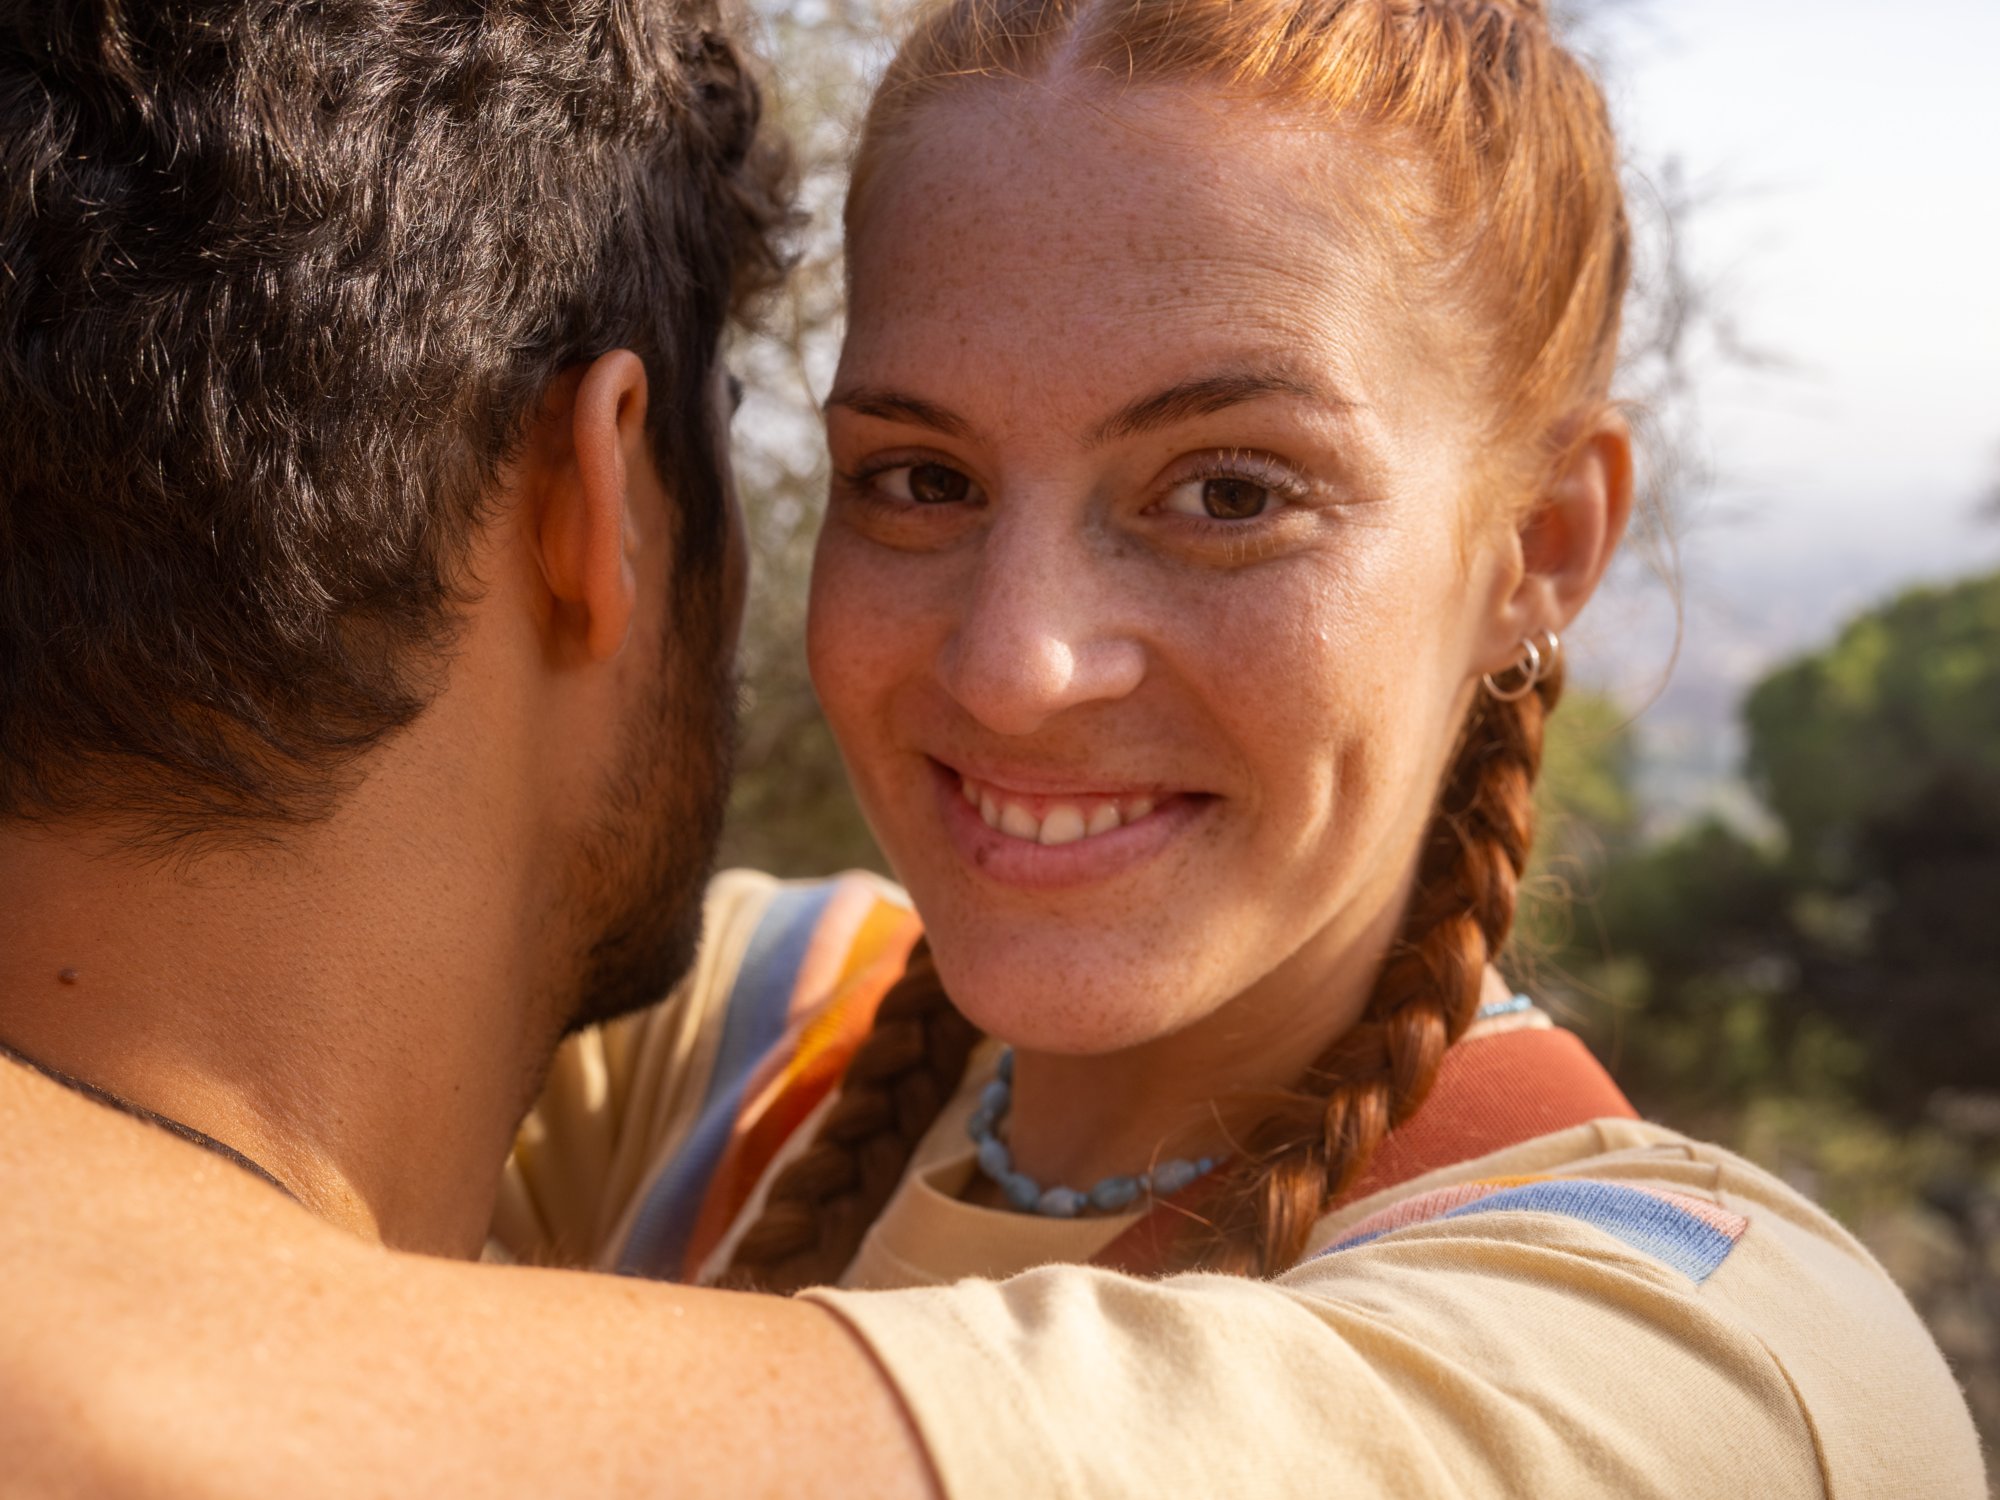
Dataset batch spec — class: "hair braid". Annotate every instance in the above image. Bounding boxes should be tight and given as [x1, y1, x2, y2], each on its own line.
[1192, 664, 1564, 1275]
[721, 942, 980, 1292]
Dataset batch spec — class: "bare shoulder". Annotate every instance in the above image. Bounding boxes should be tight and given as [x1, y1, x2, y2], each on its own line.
[0, 1065, 936, 1500]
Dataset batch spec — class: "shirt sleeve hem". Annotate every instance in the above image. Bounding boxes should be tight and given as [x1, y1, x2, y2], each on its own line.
[804, 1285, 1081, 1500]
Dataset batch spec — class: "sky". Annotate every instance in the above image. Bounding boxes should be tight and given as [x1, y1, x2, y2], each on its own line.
[1608, 0, 2000, 532]
[1561, 0, 2000, 812]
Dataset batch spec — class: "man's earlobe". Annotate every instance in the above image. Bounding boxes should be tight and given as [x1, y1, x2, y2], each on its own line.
[536, 350, 651, 662]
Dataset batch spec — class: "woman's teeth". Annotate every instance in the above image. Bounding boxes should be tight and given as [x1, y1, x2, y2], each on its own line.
[961, 777, 1157, 846]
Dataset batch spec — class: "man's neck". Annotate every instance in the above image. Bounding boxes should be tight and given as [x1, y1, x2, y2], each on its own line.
[0, 757, 559, 1257]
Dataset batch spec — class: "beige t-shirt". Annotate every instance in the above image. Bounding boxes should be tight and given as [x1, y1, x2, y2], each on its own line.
[508, 873, 1988, 1498]
[809, 1109, 1986, 1498]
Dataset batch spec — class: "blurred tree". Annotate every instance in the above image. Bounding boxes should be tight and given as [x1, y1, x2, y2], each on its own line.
[1511, 688, 1642, 966]
[1813, 765, 2000, 1106]
[1557, 570, 2000, 1116]
[1539, 689, 1643, 849]
[1745, 573, 2000, 884]
[1560, 814, 1807, 1114]
[1744, 572, 2000, 1107]
[718, 0, 898, 877]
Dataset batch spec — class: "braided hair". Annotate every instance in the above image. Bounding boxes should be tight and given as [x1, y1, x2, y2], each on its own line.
[721, 945, 979, 1289]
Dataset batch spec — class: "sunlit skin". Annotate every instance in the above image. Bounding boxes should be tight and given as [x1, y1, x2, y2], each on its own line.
[811, 80, 1631, 1192]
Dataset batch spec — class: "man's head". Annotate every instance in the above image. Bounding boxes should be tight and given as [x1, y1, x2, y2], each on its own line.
[0, 1, 788, 1030]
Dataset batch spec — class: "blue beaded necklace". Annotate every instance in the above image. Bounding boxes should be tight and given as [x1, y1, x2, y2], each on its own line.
[965, 1049, 1218, 1218]
[965, 995, 1537, 1218]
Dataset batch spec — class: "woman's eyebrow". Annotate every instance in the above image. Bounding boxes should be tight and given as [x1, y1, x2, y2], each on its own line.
[823, 387, 972, 438]
[824, 370, 1356, 445]
[1088, 371, 1355, 445]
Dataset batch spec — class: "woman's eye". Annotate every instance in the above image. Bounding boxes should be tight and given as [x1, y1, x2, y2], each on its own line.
[880, 462, 975, 506]
[1161, 475, 1277, 521]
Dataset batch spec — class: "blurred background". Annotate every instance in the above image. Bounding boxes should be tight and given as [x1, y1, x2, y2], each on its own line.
[719, 0, 2000, 1465]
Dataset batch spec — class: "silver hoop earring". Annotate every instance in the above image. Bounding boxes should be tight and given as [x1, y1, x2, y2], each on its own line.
[1529, 628, 1562, 683]
[1482, 635, 1543, 702]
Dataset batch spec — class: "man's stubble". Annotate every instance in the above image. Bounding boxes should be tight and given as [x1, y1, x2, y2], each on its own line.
[555, 543, 740, 1050]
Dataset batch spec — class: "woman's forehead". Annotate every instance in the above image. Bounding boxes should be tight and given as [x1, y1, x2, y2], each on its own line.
[841, 83, 1445, 422]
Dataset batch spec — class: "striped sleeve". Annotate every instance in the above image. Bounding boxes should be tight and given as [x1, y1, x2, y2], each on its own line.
[492, 868, 920, 1277]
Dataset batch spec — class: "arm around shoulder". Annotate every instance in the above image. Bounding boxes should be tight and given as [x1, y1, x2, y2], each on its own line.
[27, 1223, 939, 1499]
[2, 1072, 937, 1500]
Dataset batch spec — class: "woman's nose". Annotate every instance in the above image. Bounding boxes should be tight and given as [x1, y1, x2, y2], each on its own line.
[934, 516, 1146, 738]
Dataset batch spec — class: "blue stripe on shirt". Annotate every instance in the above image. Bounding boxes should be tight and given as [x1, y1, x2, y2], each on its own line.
[1436, 1180, 1742, 1283]
[615, 882, 836, 1279]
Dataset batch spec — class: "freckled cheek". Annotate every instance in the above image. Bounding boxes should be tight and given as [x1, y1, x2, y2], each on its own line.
[1316, 632, 1467, 863]
[807, 548, 881, 727]
[807, 535, 944, 770]
[1181, 571, 1436, 852]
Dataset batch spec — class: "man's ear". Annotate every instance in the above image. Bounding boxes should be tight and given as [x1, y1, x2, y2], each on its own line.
[534, 350, 652, 663]
[1477, 406, 1635, 676]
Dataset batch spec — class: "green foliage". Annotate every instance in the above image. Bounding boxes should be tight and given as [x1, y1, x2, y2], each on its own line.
[1745, 571, 2000, 881]
[1594, 817, 1786, 970]
[1549, 813, 1805, 1113]
[1511, 689, 1640, 965]
[1550, 567, 2000, 1120]
[1538, 689, 1642, 849]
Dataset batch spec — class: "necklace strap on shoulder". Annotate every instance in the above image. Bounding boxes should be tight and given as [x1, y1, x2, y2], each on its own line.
[0, 1036, 299, 1202]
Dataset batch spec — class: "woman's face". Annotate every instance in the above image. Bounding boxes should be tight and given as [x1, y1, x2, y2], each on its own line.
[811, 84, 1533, 1057]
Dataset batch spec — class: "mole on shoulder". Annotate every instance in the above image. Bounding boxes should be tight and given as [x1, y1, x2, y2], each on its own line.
[56, 968, 79, 986]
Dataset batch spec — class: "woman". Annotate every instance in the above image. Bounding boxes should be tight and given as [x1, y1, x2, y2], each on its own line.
[496, 0, 1981, 1492]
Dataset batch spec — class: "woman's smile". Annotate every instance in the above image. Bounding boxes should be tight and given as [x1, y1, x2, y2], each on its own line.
[929, 757, 1215, 891]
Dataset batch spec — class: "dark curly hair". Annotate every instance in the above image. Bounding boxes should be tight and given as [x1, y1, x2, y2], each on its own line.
[0, 0, 791, 838]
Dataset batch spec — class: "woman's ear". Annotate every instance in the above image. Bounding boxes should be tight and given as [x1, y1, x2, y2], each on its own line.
[534, 350, 651, 663]
[1478, 407, 1635, 675]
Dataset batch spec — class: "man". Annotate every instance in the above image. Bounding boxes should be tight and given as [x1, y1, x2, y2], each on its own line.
[0, 3, 932, 1492]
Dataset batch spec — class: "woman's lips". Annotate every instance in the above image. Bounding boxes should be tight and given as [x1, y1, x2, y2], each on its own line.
[956, 772, 1159, 846]
[927, 758, 1209, 890]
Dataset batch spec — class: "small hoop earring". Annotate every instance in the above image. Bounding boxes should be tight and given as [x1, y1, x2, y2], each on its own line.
[1482, 634, 1543, 702]
[1529, 628, 1562, 683]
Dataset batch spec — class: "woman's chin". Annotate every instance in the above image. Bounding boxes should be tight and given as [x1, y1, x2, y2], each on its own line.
[928, 936, 1215, 1056]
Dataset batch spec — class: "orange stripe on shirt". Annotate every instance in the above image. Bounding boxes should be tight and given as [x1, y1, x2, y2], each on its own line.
[678, 894, 922, 1277]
